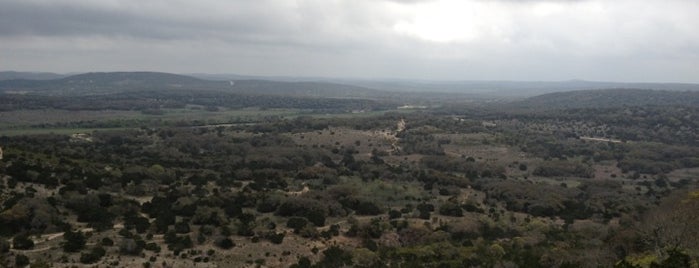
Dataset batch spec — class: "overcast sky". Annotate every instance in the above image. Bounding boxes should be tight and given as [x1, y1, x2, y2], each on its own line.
[1, 0, 698, 82]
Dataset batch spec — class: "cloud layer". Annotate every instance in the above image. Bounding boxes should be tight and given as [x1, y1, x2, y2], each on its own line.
[1, 0, 697, 82]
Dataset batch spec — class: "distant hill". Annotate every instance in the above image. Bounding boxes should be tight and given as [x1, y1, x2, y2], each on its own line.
[61, 72, 207, 85]
[0, 72, 383, 99]
[513, 88, 699, 109]
[0, 71, 67, 81]
[229, 80, 385, 98]
[337, 80, 699, 97]
[190, 73, 699, 97]
[0, 72, 485, 104]
[0, 72, 224, 95]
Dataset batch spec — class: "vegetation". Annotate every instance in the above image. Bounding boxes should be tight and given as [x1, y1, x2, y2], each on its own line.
[0, 73, 698, 267]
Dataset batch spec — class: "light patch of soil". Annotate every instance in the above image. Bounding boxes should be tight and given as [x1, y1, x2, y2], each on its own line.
[288, 127, 396, 161]
[592, 162, 624, 180]
[667, 167, 699, 182]
[443, 144, 519, 163]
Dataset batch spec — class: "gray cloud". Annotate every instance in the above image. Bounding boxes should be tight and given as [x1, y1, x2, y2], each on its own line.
[0, 0, 697, 83]
[0, 1, 291, 40]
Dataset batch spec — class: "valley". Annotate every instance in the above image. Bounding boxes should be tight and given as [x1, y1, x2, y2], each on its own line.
[0, 72, 698, 267]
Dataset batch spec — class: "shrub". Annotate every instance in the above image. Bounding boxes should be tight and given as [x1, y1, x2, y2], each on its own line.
[145, 242, 161, 252]
[439, 203, 463, 217]
[15, 254, 30, 267]
[80, 246, 106, 264]
[287, 217, 308, 232]
[215, 237, 235, 249]
[101, 237, 114, 246]
[276, 198, 327, 226]
[355, 201, 382, 216]
[267, 232, 285, 244]
[317, 246, 353, 267]
[12, 234, 34, 250]
[63, 230, 86, 252]
[388, 210, 402, 219]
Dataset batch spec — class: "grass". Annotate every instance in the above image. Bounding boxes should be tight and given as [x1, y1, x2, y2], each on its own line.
[0, 127, 131, 136]
[339, 176, 429, 206]
[311, 109, 407, 119]
[0, 108, 404, 137]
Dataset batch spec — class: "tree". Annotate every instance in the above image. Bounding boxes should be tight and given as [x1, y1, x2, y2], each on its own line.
[638, 190, 699, 258]
[439, 203, 463, 217]
[215, 237, 235, 249]
[267, 232, 285, 244]
[518, 163, 528, 171]
[653, 249, 691, 268]
[80, 246, 106, 264]
[62, 230, 86, 252]
[12, 234, 34, 250]
[0, 239, 9, 253]
[287, 217, 308, 232]
[317, 246, 353, 267]
[15, 254, 30, 267]
[356, 201, 382, 216]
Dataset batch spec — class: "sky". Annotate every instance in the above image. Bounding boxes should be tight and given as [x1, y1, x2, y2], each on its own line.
[1, 0, 698, 82]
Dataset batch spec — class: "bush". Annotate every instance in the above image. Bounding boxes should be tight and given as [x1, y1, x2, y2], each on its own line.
[267, 232, 285, 244]
[215, 237, 235, 249]
[317, 246, 353, 267]
[355, 201, 382, 216]
[125, 216, 150, 233]
[165, 234, 193, 253]
[439, 203, 463, 217]
[388, 210, 402, 219]
[174, 222, 190, 234]
[80, 246, 106, 264]
[276, 198, 327, 226]
[417, 203, 434, 219]
[287, 217, 308, 232]
[12, 234, 34, 250]
[101, 237, 114, 246]
[145, 242, 161, 252]
[0, 239, 9, 253]
[63, 230, 86, 252]
[256, 198, 280, 213]
[519, 163, 528, 171]
[15, 254, 30, 267]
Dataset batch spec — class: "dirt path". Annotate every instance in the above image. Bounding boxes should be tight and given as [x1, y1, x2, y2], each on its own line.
[580, 136, 622, 143]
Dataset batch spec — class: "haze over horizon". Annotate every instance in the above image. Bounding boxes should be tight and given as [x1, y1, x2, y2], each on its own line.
[2, 0, 698, 83]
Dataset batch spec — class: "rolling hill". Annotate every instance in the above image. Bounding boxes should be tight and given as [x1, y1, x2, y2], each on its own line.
[0, 71, 67, 81]
[513, 88, 699, 109]
[0, 72, 387, 99]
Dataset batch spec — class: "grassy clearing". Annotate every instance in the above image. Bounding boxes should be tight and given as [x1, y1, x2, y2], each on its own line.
[0, 127, 131, 136]
[158, 107, 301, 122]
[0, 109, 142, 127]
[310, 109, 407, 119]
[0, 108, 402, 137]
[338, 176, 429, 206]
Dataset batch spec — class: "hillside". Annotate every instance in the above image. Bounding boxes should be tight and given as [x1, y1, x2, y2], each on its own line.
[0, 72, 226, 95]
[513, 88, 699, 109]
[301, 79, 699, 97]
[230, 80, 385, 98]
[0, 71, 66, 81]
[0, 72, 389, 100]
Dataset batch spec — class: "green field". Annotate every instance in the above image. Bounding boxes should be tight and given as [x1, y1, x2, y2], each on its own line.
[0, 107, 405, 136]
